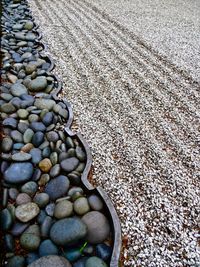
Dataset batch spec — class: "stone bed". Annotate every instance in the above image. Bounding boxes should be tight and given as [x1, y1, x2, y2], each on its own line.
[0, 0, 121, 266]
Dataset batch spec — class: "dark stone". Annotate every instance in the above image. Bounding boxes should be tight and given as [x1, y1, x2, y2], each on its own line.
[7, 256, 25, 267]
[27, 256, 72, 267]
[96, 244, 112, 261]
[11, 222, 29, 236]
[0, 208, 12, 230]
[32, 131, 44, 147]
[45, 175, 70, 200]
[61, 157, 79, 173]
[30, 122, 46, 132]
[39, 239, 59, 257]
[2, 117, 17, 128]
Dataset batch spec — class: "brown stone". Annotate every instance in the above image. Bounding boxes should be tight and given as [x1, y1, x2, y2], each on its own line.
[39, 158, 52, 173]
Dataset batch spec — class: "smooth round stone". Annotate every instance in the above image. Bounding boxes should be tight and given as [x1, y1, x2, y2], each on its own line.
[3, 117, 17, 128]
[28, 76, 47, 92]
[32, 168, 42, 182]
[96, 244, 112, 261]
[68, 187, 84, 197]
[50, 152, 58, 165]
[17, 41, 27, 47]
[42, 146, 51, 157]
[34, 193, 49, 208]
[25, 63, 37, 75]
[73, 257, 89, 267]
[66, 137, 75, 148]
[50, 218, 87, 246]
[85, 257, 108, 267]
[21, 52, 33, 60]
[17, 109, 29, 119]
[54, 200, 73, 219]
[50, 164, 60, 177]
[24, 20, 34, 30]
[42, 112, 53, 126]
[9, 188, 19, 200]
[11, 83, 28, 96]
[32, 131, 44, 147]
[46, 131, 59, 142]
[1, 103, 16, 113]
[1, 93, 13, 101]
[75, 146, 86, 161]
[0, 208, 12, 230]
[10, 222, 29, 236]
[5, 234, 14, 252]
[15, 32, 26, 40]
[16, 193, 31, 205]
[45, 175, 70, 200]
[82, 212, 110, 244]
[6, 256, 25, 267]
[26, 33, 36, 42]
[41, 216, 53, 237]
[1, 137, 13, 152]
[27, 256, 72, 267]
[18, 122, 29, 133]
[12, 152, 32, 161]
[37, 210, 46, 225]
[23, 129, 34, 143]
[74, 197, 90, 215]
[26, 253, 39, 265]
[58, 109, 68, 119]
[20, 225, 41, 251]
[4, 162, 34, 184]
[28, 114, 39, 122]
[63, 248, 81, 262]
[21, 181, 38, 197]
[38, 173, 50, 186]
[13, 143, 24, 150]
[39, 158, 52, 172]
[45, 203, 55, 217]
[10, 130, 23, 142]
[34, 99, 56, 110]
[15, 202, 40, 222]
[21, 143, 34, 153]
[61, 157, 79, 173]
[39, 239, 58, 257]
[13, 23, 23, 30]
[30, 148, 42, 164]
[30, 122, 46, 132]
[75, 163, 85, 173]
[59, 152, 68, 162]
[88, 195, 103, 211]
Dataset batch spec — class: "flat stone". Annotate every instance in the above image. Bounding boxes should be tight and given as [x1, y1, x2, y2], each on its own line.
[12, 152, 32, 161]
[61, 157, 79, 173]
[45, 175, 70, 200]
[82, 211, 110, 244]
[11, 83, 28, 96]
[50, 218, 87, 246]
[4, 162, 34, 184]
[28, 76, 47, 92]
[27, 256, 72, 267]
[15, 202, 40, 222]
[39, 158, 52, 172]
[34, 99, 56, 110]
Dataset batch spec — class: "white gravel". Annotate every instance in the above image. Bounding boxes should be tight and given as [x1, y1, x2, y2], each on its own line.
[29, 0, 200, 266]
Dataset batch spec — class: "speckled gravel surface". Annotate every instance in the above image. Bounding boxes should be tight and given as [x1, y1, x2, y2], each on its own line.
[28, 0, 200, 266]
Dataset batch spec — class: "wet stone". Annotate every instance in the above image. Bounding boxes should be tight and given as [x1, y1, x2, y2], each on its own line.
[45, 175, 70, 200]
[1, 137, 13, 152]
[20, 225, 41, 251]
[16, 193, 31, 205]
[33, 193, 49, 208]
[54, 200, 73, 219]
[11, 82, 28, 96]
[61, 157, 79, 173]
[21, 181, 38, 197]
[4, 162, 34, 184]
[39, 239, 59, 257]
[3, 118, 17, 128]
[32, 131, 44, 147]
[28, 76, 47, 92]
[12, 152, 32, 161]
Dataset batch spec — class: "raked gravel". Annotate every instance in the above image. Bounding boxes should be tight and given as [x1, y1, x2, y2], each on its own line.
[28, 0, 200, 266]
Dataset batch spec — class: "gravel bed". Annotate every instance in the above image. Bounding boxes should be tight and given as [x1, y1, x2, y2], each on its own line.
[28, 0, 200, 266]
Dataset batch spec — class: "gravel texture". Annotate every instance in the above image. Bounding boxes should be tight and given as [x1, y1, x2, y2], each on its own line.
[28, 0, 200, 266]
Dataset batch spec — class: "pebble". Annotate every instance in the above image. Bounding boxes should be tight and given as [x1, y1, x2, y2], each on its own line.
[34, 98, 56, 110]
[28, 76, 47, 92]
[11, 222, 29, 236]
[23, 128, 34, 143]
[33, 193, 49, 208]
[39, 239, 59, 257]
[74, 197, 90, 215]
[21, 181, 38, 196]
[9, 188, 19, 200]
[21, 143, 34, 153]
[50, 164, 60, 177]
[17, 109, 29, 119]
[61, 157, 79, 173]
[75, 146, 86, 161]
[73, 257, 89, 267]
[38, 173, 50, 186]
[3, 117, 17, 128]
[18, 122, 29, 133]
[30, 122, 46, 132]
[46, 131, 59, 142]
[24, 20, 34, 30]
[85, 257, 108, 267]
[27, 255, 72, 267]
[45, 175, 70, 200]
[1, 103, 16, 113]
[6, 256, 25, 267]
[12, 152, 32, 161]
[41, 216, 53, 237]
[10, 130, 23, 143]
[45, 203, 55, 217]
[82, 211, 110, 244]
[1, 137, 13, 152]
[32, 131, 44, 147]
[20, 225, 41, 251]
[11, 82, 28, 96]
[50, 152, 58, 165]
[96, 244, 112, 261]
[4, 162, 34, 184]
[54, 200, 73, 219]
[5, 234, 15, 252]
[16, 193, 31, 205]
[0, 208, 13, 230]
[39, 158, 52, 172]
[63, 248, 81, 263]
[15, 202, 40, 222]
[42, 112, 53, 126]
[26, 253, 39, 265]
[50, 218, 87, 246]
[68, 187, 84, 197]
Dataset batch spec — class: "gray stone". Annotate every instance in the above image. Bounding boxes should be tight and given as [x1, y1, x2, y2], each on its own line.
[16, 193, 31, 205]
[10, 130, 23, 143]
[28, 76, 47, 92]
[88, 195, 104, 211]
[0, 208, 12, 230]
[61, 157, 79, 173]
[4, 162, 34, 184]
[27, 255, 72, 267]
[1, 137, 13, 152]
[23, 128, 34, 143]
[30, 122, 46, 132]
[74, 197, 90, 215]
[50, 218, 87, 246]
[15, 202, 40, 222]
[11, 83, 28, 96]
[12, 152, 32, 161]
[21, 181, 38, 196]
[46, 131, 59, 142]
[1, 103, 16, 113]
[45, 175, 70, 200]
[30, 148, 42, 164]
[34, 99, 56, 110]
[82, 211, 110, 244]
[50, 164, 60, 177]
[41, 216, 52, 237]
[3, 117, 17, 128]
[54, 200, 73, 219]
[39, 239, 59, 257]
[85, 257, 108, 267]
[11, 222, 29, 236]
[33, 193, 49, 208]
[6, 256, 25, 267]
[17, 109, 29, 119]
[20, 225, 41, 251]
